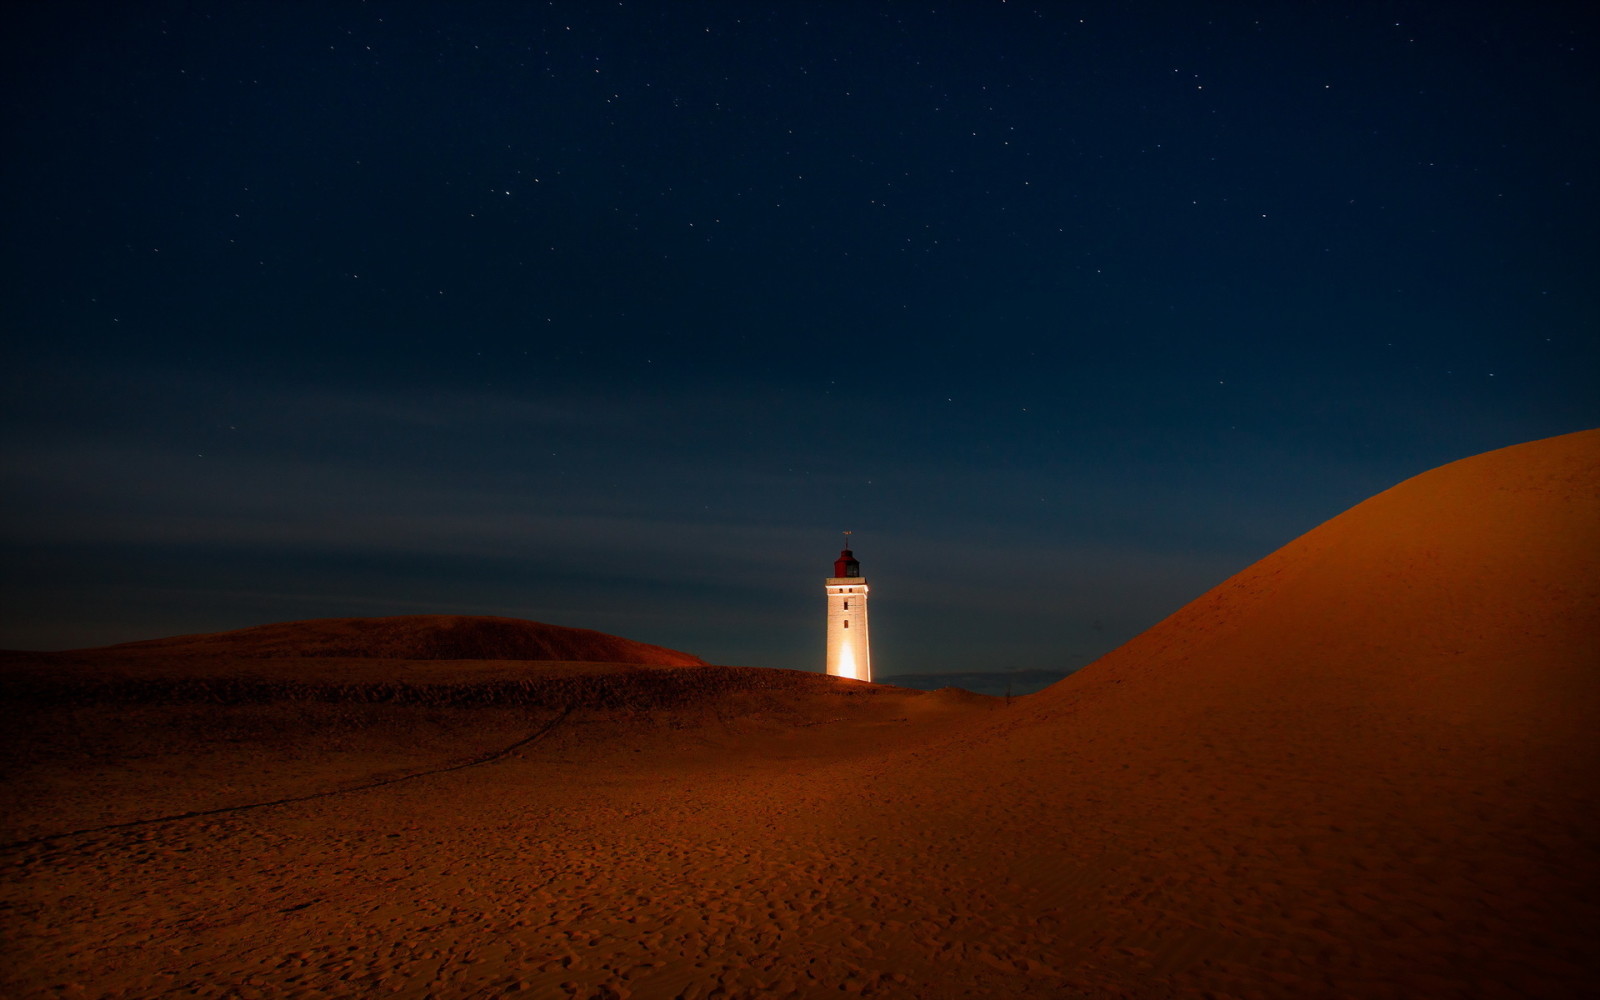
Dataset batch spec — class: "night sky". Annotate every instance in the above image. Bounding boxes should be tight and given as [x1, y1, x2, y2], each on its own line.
[3, 2, 1595, 686]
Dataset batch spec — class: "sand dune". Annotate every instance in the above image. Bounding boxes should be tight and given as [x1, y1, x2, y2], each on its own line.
[79, 614, 709, 666]
[1, 431, 1595, 999]
[811, 428, 1600, 997]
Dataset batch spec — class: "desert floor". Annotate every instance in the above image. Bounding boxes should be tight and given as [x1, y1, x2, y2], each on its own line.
[2, 659, 1592, 1000]
[5, 679, 1068, 1000]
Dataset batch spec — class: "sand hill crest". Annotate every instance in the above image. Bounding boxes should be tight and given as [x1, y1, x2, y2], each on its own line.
[88, 614, 707, 666]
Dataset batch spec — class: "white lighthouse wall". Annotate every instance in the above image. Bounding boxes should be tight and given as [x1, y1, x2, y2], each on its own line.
[825, 577, 871, 682]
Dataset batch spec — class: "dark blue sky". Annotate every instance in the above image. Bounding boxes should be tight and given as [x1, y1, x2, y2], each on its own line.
[3, 1, 1595, 680]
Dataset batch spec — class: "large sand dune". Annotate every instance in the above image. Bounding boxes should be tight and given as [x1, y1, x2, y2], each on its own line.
[2, 431, 1596, 999]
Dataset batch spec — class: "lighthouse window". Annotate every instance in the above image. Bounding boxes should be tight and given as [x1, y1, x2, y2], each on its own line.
[843, 600, 849, 610]
[843, 620, 849, 628]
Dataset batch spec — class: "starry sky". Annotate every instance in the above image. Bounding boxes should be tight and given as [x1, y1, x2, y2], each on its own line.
[3, 2, 1595, 687]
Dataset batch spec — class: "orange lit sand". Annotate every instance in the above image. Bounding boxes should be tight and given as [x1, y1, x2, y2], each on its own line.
[2, 430, 1596, 999]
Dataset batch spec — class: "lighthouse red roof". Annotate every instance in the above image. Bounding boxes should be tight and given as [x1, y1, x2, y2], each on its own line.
[833, 548, 861, 578]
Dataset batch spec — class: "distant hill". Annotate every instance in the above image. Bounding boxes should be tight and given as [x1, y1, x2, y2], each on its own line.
[85, 615, 707, 667]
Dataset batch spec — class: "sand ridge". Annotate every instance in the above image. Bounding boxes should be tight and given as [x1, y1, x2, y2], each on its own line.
[2, 429, 1597, 998]
[76, 614, 708, 667]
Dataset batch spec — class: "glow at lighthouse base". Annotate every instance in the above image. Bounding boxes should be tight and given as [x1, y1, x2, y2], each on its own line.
[836, 641, 861, 682]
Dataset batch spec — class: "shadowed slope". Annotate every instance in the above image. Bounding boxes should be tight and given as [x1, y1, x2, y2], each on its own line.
[81, 614, 707, 666]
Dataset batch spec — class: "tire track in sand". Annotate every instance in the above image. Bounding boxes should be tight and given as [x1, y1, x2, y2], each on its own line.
[0, 704, 574, 851]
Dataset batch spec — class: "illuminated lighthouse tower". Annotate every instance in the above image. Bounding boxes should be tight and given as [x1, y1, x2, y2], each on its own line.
[825, 534, 871, 682]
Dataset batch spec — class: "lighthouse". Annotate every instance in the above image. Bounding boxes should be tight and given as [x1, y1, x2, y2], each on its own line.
[825, 535, 871, 682]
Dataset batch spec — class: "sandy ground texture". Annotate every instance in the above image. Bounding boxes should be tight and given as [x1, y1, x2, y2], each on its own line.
[2, 429, 1596, 999]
